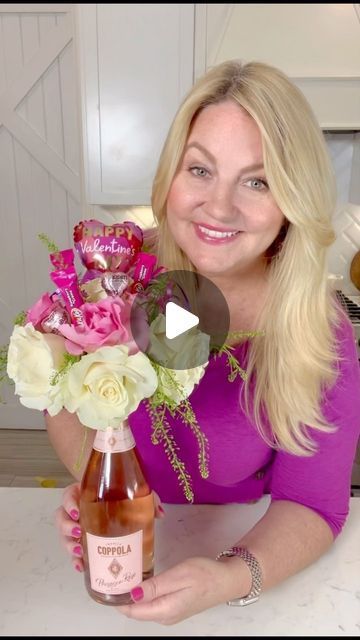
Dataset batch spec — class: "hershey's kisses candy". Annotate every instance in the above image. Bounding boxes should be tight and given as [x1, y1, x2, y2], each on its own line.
[41, 306, 70, 334]
[101, 272, 130, 297]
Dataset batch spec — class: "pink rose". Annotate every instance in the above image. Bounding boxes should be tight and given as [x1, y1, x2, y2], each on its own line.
[26, 293, 57, 330]
[58, 295, 148, 356]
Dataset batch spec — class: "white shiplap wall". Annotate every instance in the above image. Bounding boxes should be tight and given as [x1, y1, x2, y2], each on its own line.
[0, 4, 153, 429]
[0, 4, 81, 428]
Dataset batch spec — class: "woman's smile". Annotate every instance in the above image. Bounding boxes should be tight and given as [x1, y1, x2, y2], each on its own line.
[194, 222, 242, 244]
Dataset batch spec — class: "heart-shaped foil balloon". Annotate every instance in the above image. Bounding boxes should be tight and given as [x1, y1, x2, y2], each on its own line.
[73, 220, 143, 279]
[101, 272, 131, 297]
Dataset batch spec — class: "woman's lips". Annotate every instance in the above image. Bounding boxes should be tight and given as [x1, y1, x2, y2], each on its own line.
[194, 223, 241, 244]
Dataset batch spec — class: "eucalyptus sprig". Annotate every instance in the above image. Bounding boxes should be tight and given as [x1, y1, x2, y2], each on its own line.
[147, 362, 211, 502]
[0, 344, 12, 402]
[147, 399, 194, 502]
[211, 329, 265, 383]
[14, 311, 26, 326]
[171, 398, 209, 479]
[0, 313, 27, 402]
[157, 364, 209, 479]
[38, 233, 59, 254]
[215, 344, 248, 382]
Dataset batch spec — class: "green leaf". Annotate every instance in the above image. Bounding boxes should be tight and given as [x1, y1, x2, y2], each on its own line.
[38, 233, 59, 253]
[13, 311, 26, 326]
[0, 343, 12, 403]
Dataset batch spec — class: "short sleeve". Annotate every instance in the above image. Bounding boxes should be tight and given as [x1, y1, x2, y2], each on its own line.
[269, 317, 360, 538]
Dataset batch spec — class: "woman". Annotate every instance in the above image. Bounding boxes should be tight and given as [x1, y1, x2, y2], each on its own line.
[46, 60, 360, 624]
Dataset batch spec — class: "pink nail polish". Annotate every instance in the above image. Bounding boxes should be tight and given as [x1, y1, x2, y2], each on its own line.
[75, 563, 82, 572]
[158, 505, 165, 514]
[131, 586, 144, 602]
[70, 509, 79, 520]
[73, 545, 83, 556]
[71, 526, 82, 537]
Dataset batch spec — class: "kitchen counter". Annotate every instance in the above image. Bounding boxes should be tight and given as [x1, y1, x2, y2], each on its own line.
[0, 488, 359, 636]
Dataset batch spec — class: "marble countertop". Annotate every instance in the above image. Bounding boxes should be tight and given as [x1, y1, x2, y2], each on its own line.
[0, 488, 359, 636]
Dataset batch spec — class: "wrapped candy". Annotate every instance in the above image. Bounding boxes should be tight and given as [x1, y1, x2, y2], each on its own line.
[129, 252, 157, 293]
[101, 272, 131, 297]
[41, 305, 70, 334]
[49, 249, 85, 329]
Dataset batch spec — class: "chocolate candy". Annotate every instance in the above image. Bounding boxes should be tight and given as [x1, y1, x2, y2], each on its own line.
[41, 306, 70, 334]
[101, 272, 131, 297]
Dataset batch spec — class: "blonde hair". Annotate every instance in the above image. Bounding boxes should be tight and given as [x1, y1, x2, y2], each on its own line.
[151, 59, 342, 455]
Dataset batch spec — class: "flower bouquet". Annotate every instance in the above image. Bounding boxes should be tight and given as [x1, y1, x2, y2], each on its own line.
[2, 219, 257, 502]
[2, 220, 210, 501]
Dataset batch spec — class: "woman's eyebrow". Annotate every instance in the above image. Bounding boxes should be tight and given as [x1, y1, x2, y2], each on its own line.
[184, 142, 264, 173]
[184, 142, 216, 163]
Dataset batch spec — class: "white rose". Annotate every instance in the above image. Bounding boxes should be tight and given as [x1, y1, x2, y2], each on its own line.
[146, 314, 209, 405]
[7, 323, 66, 415]
[156, 364, 207, 405]
[147, 314, 210, 370]
[63, 345, 158, 429]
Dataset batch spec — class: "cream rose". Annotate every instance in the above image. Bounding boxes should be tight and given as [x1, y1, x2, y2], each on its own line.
[156, 364, 207, 406]
[147, 314, 210, 370]
[7, 323, 66, 415]
[63, 345, 158, 428]
[146, 314, 209, 405]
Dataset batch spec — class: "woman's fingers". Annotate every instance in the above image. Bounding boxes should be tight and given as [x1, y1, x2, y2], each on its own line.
[62, 482, 81, 520]
[153, 491, 165, 518]
[54, 481, 84, 572]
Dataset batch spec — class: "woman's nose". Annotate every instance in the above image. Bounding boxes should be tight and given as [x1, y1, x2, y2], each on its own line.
[204, 183, 237, 223]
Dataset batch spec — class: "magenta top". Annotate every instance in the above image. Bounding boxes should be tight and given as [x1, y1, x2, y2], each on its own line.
[129, 316, 360, 538]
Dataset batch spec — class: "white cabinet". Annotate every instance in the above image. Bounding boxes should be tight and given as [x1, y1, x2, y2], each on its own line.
[76, 4, 194, 205]
[195, 4, 360, 129]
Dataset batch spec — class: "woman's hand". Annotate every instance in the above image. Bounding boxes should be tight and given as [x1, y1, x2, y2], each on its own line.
[54, 482, 84, 572]
[54, 482, 165, 573]
[117, 556, 247, 625]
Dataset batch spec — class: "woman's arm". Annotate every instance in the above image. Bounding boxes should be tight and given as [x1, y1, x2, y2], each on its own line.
[45, 409, 95, 481]
[226, 498, 333, 594]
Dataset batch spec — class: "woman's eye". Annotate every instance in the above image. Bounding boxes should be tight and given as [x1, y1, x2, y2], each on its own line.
[190, 166, 209, 178]
[246, 178, 268, 190]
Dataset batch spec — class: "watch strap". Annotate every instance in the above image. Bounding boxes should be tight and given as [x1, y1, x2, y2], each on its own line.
[216, 546, 263, 606]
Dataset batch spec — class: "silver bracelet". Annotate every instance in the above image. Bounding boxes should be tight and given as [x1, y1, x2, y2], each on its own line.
[216, 546, 263, 606]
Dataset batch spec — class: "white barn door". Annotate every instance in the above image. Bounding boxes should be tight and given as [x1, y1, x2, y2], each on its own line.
[0, 4, 81, 428]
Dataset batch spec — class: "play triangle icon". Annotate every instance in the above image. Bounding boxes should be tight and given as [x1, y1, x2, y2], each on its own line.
[165, 301, 199, 340]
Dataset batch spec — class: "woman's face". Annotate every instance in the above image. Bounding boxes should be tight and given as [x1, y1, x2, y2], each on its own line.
[166, 100, 285, 280]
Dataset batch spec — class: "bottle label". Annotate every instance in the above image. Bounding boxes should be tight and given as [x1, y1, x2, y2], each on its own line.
[86, 530, 143, 595]
[93, 426, 135, 453]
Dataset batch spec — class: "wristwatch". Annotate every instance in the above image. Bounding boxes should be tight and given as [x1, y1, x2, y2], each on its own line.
[216, 546, 263, 606]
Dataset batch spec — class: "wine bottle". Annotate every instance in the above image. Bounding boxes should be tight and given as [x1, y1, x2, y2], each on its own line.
[79, 420, 155, 606]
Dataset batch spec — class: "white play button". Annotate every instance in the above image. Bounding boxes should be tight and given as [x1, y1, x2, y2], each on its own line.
[165, 301, 199, 340]
[130, 269, 230, 369]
